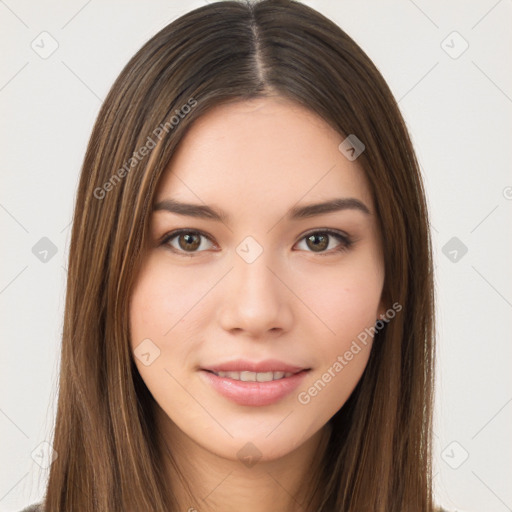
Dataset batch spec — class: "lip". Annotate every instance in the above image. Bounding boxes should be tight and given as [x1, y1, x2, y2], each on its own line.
[201, 359, 307, 374]
[199, 361, 310, 407]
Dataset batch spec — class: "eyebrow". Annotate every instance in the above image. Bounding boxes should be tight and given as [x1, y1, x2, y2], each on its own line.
[153, 197, 371, 224]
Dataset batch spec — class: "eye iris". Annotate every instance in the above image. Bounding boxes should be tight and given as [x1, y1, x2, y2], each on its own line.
[179, 233, 201, 251]
[306, 233, 328, 252]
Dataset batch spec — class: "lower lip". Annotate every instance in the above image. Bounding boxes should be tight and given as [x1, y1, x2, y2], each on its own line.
[200, 369, 309, 406]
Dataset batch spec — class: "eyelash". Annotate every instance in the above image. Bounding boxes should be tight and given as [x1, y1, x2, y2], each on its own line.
[160, 228, 354, 257]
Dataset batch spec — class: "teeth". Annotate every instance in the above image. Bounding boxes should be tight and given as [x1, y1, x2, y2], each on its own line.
[241, 371, 257, 382]
[214, 370, 294, 381]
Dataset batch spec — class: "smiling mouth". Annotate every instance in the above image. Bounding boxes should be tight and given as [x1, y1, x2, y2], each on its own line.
[200, 368, 311, 406]
[204, 370, 298, 382]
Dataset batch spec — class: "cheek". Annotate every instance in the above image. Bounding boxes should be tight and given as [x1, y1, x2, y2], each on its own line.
[295, 284, 379, 413]
[129, 256, 210, 346]
[312, 283, 378, 381]
[128, 260, 187, 378]
[128, 264, 198, 412]
[293, 255, 383, 408]
[296, 258, 384, 342]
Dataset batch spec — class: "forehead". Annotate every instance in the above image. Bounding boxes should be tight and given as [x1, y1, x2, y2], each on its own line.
[155, 96, 374, 215]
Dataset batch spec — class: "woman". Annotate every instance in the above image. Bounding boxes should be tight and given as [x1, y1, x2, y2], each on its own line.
[21, 0, 447, 510]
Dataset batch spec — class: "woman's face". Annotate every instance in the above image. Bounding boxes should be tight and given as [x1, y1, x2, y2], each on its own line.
[129, 96, 386, 463]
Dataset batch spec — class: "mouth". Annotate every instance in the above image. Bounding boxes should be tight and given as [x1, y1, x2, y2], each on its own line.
[203, 369, 299, 382]
[199, 360, 311, 406]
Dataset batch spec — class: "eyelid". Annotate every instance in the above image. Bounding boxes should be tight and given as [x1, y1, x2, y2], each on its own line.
[160, 227, 354, 256]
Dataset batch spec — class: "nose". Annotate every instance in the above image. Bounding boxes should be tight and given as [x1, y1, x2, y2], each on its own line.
[217, 251, 294, 338]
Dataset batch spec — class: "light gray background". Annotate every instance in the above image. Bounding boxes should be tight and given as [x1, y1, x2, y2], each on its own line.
[1, 1, 511, 511]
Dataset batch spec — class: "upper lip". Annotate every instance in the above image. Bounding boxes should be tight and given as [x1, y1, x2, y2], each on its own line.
[202, 359, 309, 374]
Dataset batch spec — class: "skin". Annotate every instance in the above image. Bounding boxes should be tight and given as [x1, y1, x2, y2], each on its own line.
[129, 95, 386, 512]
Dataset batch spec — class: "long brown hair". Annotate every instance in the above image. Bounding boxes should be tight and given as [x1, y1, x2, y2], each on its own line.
[43, 1, 436, 510]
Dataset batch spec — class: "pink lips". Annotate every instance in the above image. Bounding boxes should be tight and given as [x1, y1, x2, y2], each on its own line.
[200, 359, 310, 407]
[202, 359, 306, 374]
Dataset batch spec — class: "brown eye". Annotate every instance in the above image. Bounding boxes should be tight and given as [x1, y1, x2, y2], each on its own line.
[162, 230, 214, 255]
[177, 233, 201, 251]
[296, 229, 353, 255]
[161, 228, 353, 257]
[305, 233, 329, 252]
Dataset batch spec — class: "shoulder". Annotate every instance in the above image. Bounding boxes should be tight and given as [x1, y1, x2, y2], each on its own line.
[19, 503, 44, 512]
